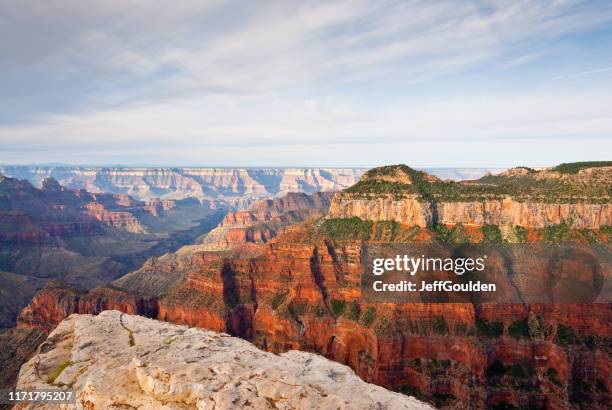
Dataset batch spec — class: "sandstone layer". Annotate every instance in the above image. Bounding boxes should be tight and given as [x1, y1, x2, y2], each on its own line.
[15, 311, 430, 410]
[328, 164, 611, 229]
[201, 192, 333, 249]
[20, 224, 611, 409]
[329, 196, 610, 229]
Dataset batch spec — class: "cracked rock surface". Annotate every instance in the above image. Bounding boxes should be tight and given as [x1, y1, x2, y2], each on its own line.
[16, 311, 432, 409]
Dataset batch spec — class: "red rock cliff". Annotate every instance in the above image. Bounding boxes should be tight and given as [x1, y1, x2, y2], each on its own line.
[202, 192, 333, 249]
[20, 223, 611, 409]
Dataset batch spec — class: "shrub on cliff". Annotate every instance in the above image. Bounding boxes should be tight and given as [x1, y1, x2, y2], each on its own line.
[545, 368, 563, 387]
[433, 223, 470, 244]
[313, 304, 328, 317]
[600, 225, 612, 241]
[319, 217, 372, 241]
[330, 299, 346, 316]
[270, 292, 288, 310]
[476, 319, 503, 338]
[580, 229, 601, 243]
[543, 223, 573, 243]
[373, 220, 400, 241]
[508, 363, 535, 379]
[373, 316, 392, 335]
[432, 316, 449, 335]
[513, 225, 528, 243]
[481, 224, 503, 243]
[555, 324, 580, 346]
[359, 307, 377, 327]
[344, 301, 360, 321]
[508, 318, 530, 339]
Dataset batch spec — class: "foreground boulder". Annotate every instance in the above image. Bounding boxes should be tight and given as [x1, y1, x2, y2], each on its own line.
[16, 311, 431, 409]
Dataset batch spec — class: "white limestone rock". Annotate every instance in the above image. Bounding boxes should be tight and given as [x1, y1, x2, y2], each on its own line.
[16, 310, 432, 409]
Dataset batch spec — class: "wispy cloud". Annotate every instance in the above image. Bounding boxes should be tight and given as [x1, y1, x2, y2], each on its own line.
[0, 0, 611, 166]
[552, 66, 612, 80]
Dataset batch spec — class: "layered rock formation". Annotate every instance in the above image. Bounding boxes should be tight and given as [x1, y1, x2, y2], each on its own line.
[329, 164, 611, 229]
[0, 174, 224, 328]
[0, 174, 219, 243]
[0, 166, 506, 208]
[0, 166, 365, 207]
[201, 192, 333, 249]
[13, 162, 612, 409]
[20, 220, 611, 409]
[15, 311, 430, 409]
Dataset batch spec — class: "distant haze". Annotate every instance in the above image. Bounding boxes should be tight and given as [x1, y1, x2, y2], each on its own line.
[0, 166, 502, 206]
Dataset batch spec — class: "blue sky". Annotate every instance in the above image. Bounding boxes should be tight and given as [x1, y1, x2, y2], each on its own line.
[0, 0, 611, 167]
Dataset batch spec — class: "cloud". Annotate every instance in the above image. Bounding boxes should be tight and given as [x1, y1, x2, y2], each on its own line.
[1, 0, 612, 165]
[552, 66, 612, 80]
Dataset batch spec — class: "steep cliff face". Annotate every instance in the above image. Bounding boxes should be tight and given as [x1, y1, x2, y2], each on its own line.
[329, 164, 611, 229]
[17, 282, 158, 333]
[0, 166, 365, 206]
[83, 202, 145, 233]
[20, 222, 611, 409]
[201, 192, 333, 249]
[329, 196, 610, 230]
[16, 311, 430, 410]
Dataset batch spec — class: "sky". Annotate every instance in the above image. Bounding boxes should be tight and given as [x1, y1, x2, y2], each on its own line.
[1, 0, 611, 168]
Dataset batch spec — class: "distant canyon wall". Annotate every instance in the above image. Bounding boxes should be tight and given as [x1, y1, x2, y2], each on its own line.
[0, 166, 365, 207]
[0, 166, 502, 207]
[201, 191, 334, 249]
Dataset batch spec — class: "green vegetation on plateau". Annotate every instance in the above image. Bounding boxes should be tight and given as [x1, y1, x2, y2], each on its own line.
[432, 223, 470, 244]
[318, 217, 372, 241]
[553, 161, 612, 174]
[344, 162, 611, 203]
[317, 218, 605, 244]
[345, 179, 414, 198]
[481, 224, 503, 243]
[315, 217, 422, 243]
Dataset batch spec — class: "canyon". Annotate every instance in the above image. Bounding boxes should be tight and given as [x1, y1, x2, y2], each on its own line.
[0, 174, 224, 328]
[17, 224, 611, 409]
[0, 166, 502, 208]
[6, 162, 612, 409]
[0, 166, 363, 208]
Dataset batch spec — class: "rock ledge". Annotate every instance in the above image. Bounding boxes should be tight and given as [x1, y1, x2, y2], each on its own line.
[16, 310, 431, 409]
